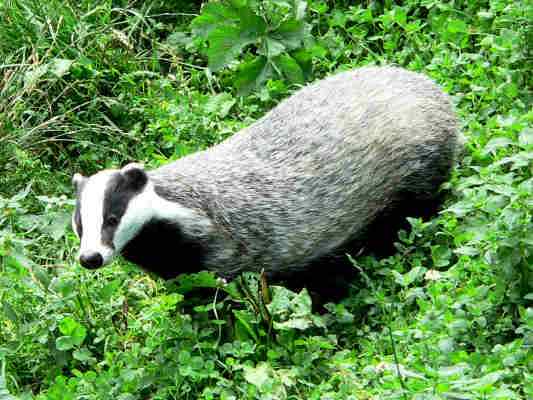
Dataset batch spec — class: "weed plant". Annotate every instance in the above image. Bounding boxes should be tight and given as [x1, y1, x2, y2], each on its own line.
[0, 0, 531, 399]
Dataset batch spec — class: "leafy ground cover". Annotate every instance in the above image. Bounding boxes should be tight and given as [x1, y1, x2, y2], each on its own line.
[0, 0, 531, 398]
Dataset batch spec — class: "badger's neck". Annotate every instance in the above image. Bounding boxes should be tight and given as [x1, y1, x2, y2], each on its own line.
[121, 183, 215, 279]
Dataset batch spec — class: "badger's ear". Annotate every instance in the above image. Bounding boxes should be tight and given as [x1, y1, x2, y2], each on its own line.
[72, 173, 87, 191]
[121, 163, 148, 191]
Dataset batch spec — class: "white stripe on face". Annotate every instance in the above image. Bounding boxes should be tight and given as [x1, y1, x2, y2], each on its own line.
[78, 170, 117, 265]
[112, 182, 213, 252]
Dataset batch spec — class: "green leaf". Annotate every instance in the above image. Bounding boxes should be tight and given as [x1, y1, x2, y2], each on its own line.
[207, 26, 256, 72]
[0, 361, 16, 400]
[447, 19, 467, 34]
[174, 271, 220, 293]
[56, 336, 74, 351]
[275, 54, 304, 83]
[431, 245, 452, 267]
[483, 137, 514, 154]
[191, 2, 240, 38]
[237, 7, 267, 39]
[58, 317, 86, 346]
[58, 317, 78, 336]
[233, 309, 259, 342]
[72, 348, 92, 362]
[273, 19, 306, 49]
[243, 363, 270, 388]
[262, 37, 286, 58]
[205, 93, 236, 118]
[42, 211, 71, 241]
[234, 56, 273, 95]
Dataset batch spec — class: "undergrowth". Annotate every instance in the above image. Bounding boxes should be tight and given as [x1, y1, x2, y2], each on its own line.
[0, 0, 531, 399]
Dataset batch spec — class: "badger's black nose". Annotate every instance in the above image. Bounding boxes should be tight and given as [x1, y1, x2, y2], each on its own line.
[79, 252, 103, 269]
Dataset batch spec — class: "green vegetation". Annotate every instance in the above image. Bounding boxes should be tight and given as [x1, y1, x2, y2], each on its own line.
[0, 0, 531, 398]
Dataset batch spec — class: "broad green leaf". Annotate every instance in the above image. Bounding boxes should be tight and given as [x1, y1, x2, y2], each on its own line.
[59, 317, 78, 336]
[273, 19, 306, 49]
[243, 363, 270, 388]
[237, 7, 267, 39]
[234, 56, 273, 95]
[191, 2, 240, 37]
[207, 26, 255, 72]
[447, 19, 467, 34]
[438, 363, 470, 377]
[56, 336, 74, 351]
[72, 348, 92, 362]
[483, 137, 514, 154]
[205, 93, 236, 118]
[58, 317, 86, 346]
[431, 245, 452, 267]
[262, 37, 286, 58]
[233, 309, 259, 342]
[42, 211, 71, 241]
[174, 271, 220, 293]
[2, 302, 16, 322]
[274, 317, 312, 330]
[275, 54, 304, 83]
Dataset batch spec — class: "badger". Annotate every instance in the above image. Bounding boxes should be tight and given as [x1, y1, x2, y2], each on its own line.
[72, 67, 459, 285]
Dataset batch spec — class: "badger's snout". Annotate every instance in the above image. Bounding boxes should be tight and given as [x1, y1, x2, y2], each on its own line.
[79, 252, 104, 269]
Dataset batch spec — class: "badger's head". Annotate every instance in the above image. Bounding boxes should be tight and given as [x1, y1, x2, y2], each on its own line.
[72, 163, 151, 270]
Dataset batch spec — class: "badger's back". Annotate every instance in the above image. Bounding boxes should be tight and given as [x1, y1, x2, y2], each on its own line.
[151, 67, 458, 276]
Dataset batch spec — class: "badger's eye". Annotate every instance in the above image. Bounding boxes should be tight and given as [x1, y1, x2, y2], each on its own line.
[106, 215, 119, 227]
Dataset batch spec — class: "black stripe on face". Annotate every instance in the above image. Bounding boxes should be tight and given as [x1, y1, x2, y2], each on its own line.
[74, 199, 83, 238]
[101, 172, 146, 249]
[73, 178, 86, 238]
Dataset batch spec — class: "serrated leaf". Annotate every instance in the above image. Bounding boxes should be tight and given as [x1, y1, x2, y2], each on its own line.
[207, 26, 255, 72]
[275, 54, 304, 84]
[234, 56, 273, 95]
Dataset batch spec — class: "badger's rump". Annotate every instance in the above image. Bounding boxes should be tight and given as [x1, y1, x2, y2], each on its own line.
[152, 67, 458, 275]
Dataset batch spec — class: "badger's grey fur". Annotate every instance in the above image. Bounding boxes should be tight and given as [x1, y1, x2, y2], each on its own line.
[73, 67, 459, 283]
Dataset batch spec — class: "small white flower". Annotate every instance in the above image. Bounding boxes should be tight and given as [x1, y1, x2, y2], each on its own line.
[425, 269, 442, 281]
[216, 277, 228, 286]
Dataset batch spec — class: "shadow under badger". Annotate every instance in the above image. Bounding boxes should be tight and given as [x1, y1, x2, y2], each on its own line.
[72, 67, 459, 298]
